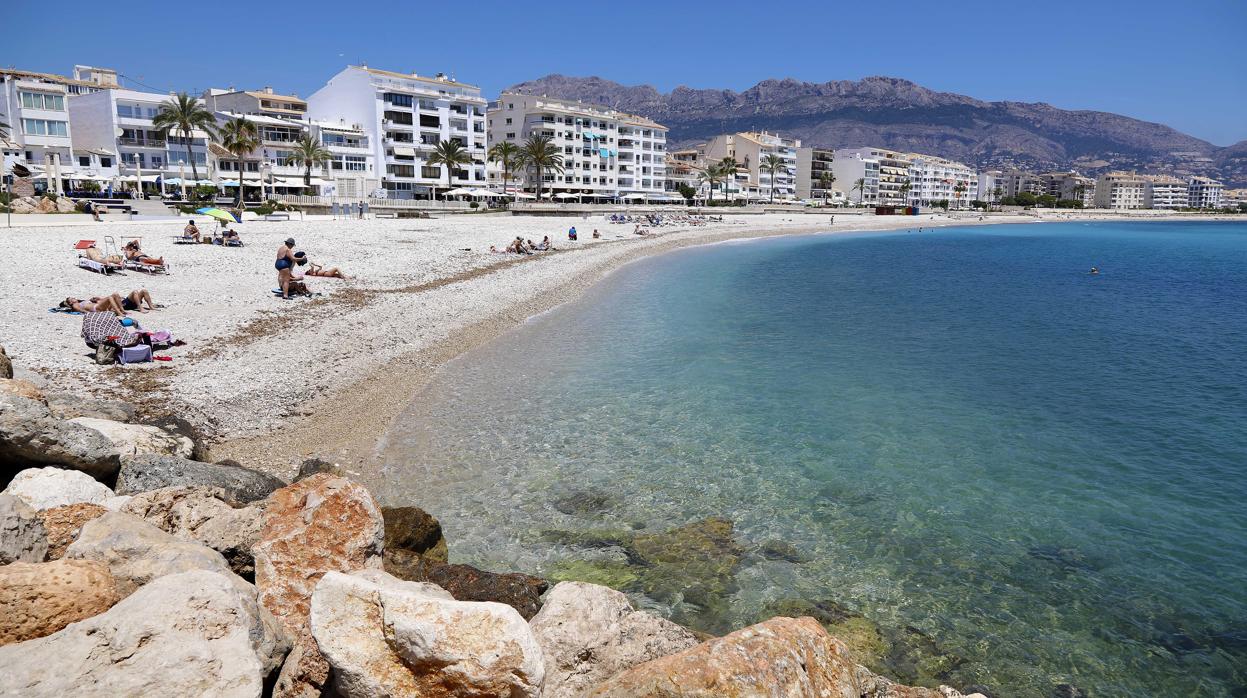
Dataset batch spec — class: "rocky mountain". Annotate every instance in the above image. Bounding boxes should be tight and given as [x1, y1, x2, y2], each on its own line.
[505, 75, 1244, 186]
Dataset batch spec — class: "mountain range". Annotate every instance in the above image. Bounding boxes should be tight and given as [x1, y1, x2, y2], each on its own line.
[505, 75, 1246, 187]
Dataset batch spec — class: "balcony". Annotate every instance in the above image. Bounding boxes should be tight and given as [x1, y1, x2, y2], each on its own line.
[118, 137, 166, 148]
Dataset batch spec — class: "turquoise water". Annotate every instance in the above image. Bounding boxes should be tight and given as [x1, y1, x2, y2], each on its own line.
[378, 221, 1247, 697]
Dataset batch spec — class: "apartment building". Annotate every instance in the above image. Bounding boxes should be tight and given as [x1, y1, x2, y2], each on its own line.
[205, 87, 308, 121]
[701, 132, 799, 200]
[1187, 176, 1224, 209]
[309, 119, 374, 198]
[488, 92, 667, 199]
[988, 169, 1044, 199]
[795, 147, 836, 200]
[1142, 175, 1187, 209]
[977, 171, 998, 203]
[829, 150, 880, 205]
[1222, 188, 1247, 209]
[1094, 171, 1147, 209]
[906, 154, 976, 208]
[1039, 172, 1096, 205]
[309, 65, 486, 199]
[835, 147, 909, 206]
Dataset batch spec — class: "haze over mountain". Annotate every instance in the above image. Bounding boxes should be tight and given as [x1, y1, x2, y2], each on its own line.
[506, 75, 1246, 187]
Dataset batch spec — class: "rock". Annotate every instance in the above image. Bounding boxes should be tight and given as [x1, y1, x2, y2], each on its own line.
[0, 570, 289, 697]
[759, 539, 810, 563]
[382, 504, 448, 562]
[0, 394, 121, 478]
[588, 616, 863, 697]
[630, 516, 745, 623]
[531, 581, 700, 697]
[69, 417, 194, 460]
[116, 453, 285, 505]
[294, 457, 345, 481]
[0, 378, 44, 402]
[55, 195, 76, 213]
[139, 414, 208, 461]
[0, 345, 11, 379]
[44, 392, 136, 422]
[38, 502, 108, 560]
[121, 486, 263, 579]
[35, 196, 56, 213]
[66, 511, 233, 596]
[10, 197, 36, 214]
[384, 549, 548, 619]
[254, 474, 383, 697]
[0, 494, 48, 564]
[0, 559, 120, 645]
[1051, 684, 1089, 698]
[1, 467, 115, 510]
[311, 569, 544, 698]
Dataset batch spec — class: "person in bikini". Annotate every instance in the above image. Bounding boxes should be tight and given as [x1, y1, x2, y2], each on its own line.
[292, 251, 346, 279]
[60, 289, 153, 316]
[83, 244, 123, 267]
[275, 238, 297, 298]
[123, 240, 164, 266]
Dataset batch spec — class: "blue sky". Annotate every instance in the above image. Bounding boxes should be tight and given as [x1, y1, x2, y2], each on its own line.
[6, 0, 1246, 145]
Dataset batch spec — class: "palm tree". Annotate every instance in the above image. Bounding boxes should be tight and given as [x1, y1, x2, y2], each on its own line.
[285, 134, 333, 194]
[487, 141, 521, 195]
[898, 181, 912, 206]
[151, 93, 217, 181]
[953, 182, 967, 209]
[0, 119, 8, 141]
[761, 154, 787, 203]
[697, 163, 724, 204]
[219, 117, 259, 203]
[853, 178, 866, 205]
[818, 172, 836, 205]
[515, 134, 563, 200]
[993, 186, 1003, 208]
[427, 140, 472, 200]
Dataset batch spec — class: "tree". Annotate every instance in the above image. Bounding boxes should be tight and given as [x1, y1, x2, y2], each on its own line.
[219, 117, 259, 203]
[427, 140, 472, 200]
[953, 182, 967, 209]
[697, 163, 725, 204]
[898, 181, 912, 206]
[515, 134, 563, 200]
[1037, 194, 1058, 208]
[152, 93, 217, 181]
[762, 154, 786, 203]
[284, 134, 333, 195]
[853, 177, 867, 205]
[487, 141, 521, 195]
[1015, 191, 1039, 207]
[993, 186, 1004, 207]
[818, 172, 836, 204]
[676, 182, 697, 202]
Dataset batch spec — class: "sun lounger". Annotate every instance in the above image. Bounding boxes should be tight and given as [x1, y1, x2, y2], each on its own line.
[171, 235, 200, 244]
[74, 240, 123, 274]
[124, 258, 169, 275]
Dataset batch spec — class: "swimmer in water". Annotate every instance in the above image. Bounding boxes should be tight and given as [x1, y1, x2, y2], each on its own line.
[1090, 267, 1100, 275]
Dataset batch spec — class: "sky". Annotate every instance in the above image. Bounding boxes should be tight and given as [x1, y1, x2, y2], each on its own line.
[5, 0, 1246, 145]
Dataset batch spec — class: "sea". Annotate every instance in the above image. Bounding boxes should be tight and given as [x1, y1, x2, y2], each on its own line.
[377, 220, 1247, 697]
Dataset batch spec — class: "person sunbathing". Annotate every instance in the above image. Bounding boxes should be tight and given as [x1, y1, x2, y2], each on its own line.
[83, 245, 124, 267]
[221, 227, 242, 245]
[293, 252, 346, 278]
[123, 240, 164, 266]
[118, 289, 156, 312]
[183, 221, 201, 242]
[61, 294, 128, 317]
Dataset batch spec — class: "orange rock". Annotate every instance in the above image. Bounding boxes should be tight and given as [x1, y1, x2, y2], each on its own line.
[38, 503, 108, 560]
[0, 559, 120, 645]
[0, 378, 44, 402]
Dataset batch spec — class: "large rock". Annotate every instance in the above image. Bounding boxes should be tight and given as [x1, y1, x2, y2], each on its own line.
[588, 616, 866, 697]
[0, 494, 48, 564]
[116, 454, 285, 505]
[2, 467, 115, 511]
[66, 511, 233, 596]
[55, 195, 76, 213]
[38, 502, 108, 560]
[0, 558, 120, 645]
[35, 196, 57, 213]
[0, 570, 289, 697]
[122, 486, 263, 579]
[70, 417, 194, 460]
[254, 474, 383, 697]
[0, 345, 12, 379]
[0, 394, 121, 478]
[0, 378, 43, 402]
[531, 581, 700, 697]
[384, 549, 548, 620]
[311, 569, 544, 698]
[382, 505, 448, 562]
[44, 392, 136, 422]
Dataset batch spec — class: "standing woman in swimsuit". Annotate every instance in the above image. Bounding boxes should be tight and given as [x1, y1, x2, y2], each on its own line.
[276, 238, 297, 299]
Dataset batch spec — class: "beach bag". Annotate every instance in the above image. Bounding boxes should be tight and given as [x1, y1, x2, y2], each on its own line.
[94, 344, 118, 365]
[119, 344, 152, 364]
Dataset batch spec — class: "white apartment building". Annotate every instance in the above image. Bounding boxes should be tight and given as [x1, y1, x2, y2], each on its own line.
[309, 66, 486, 199]
[795, 147, 836, 200]
[309, 119, 374, 198]
[830, 151, 880, 205]
[835, 147, 909, 206]
[701, 132, 799, 200]
[1094, 172, 1147, 209]
[205, 87, 309, 121]
[990, 169, 1044, 199]
[1222, 188, 1247, 209]
[906, 154, 976, 208]
[488, 92, 667, 199]
[1187, 176, 1223, 209]
[1039, 172, 1096, 206]
[977, 171, 998, 203]
[1142, 175, 1187, 209]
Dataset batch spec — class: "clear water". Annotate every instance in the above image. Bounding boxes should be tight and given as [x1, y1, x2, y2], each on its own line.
[376, 221, 1247, 697]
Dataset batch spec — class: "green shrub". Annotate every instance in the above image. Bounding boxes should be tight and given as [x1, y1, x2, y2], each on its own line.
[469, 201, 480, 209]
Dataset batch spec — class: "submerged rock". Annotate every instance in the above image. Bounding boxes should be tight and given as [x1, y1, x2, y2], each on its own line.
[548, 558, 640, 589]
[382, 505, 448, 563]
[630, 516, 745, 616]
[759, 539, 811, 563]
[551, 488, 617, 516]
[384, 549, 548, 620]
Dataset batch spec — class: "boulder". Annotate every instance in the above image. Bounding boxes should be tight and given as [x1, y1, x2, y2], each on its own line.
[0, 494, 48, 564]
[69, 417, 194, 460]
[10, 197, 36, 214]
[0, 570, 289, 697]
[382, 505, 448, 562]
[0, 345, 12, 379]
[122, 486, 263, 579]
[254, 474, 383, 698]
[384, 549, 548, 620]
[55, 195, 76, 213]
[116, 454, 285, 505]
[38, 502, 108, 560]
[35, 196, 57, 213]
[0, 394, 121, 478]
[66, 511, 233, 597]
[531, 581, 700, 697]
[44, 392, 136, 422]
[0, 378, 44, 402]
[1, 467, 115, 511]
[139, 414, 209, 461]
[0, 559, 120, 645]
[294, 457, 347, 481]
[311, 569, 544, 698]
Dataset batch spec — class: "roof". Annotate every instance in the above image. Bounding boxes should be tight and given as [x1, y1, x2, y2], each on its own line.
[357, 65, 479, 90]
[0, 67, 108, 89]
[218, 111, 305, 128]
[244, 91, 305, 104]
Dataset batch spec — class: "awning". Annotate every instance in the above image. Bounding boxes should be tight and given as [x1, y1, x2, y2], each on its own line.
[444, 187, 475, 197]
[622, 193, 647, 200]
[582, 131, 599, 139]
[554, 192, 578, 199]
[598, 148, 610, 158]
[83, 148, 116, 157]
[392, 146, 417, 157]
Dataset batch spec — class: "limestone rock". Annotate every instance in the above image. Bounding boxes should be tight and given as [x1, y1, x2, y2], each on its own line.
[531, 581, 700, 697]
[311, 569, 544, 698]
[66, 511, 233, 596]
[0, 494, 48, 564]
[122, 485, 263, 579]
[0, 345, 12, 379]
[382, 505, 448, 562]
[0, 394, 121, 478]
[2, 467, 115, 511]
[0, 559, 120, 645]
[273, 632, 332, 698]
[38, 502, 108, 560]
[44, 392, 136, 422]
[116, 454, 285, 505]
[0, 378, 44, 402]
[55, 195, 76, 213]
[294, 457, 347, 481]
[0, 570, 289, 697]
[588, 616, 863, 697]
[35, 196, 56, 213]
[384, 549, 548, 620]
[69, 417, 194, 460]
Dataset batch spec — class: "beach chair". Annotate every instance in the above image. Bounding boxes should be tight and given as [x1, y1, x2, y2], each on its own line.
[119, 236, 169, 275]
[74, 240, 122, 275]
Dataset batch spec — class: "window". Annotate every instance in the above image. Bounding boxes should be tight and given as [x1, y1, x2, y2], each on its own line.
[101, 157, 112, 168]
[150, 156, 164, 169]
[332, 155, 367, 172]
[20, 91, 65, 110]
[506, 132, 516, 139]
[165, 149, 206, 166]
[21, 119, 68, 136]
[419, 114, 440, 128]
[505, 118, 512, 125]
[387, 164, 415, 177]
[116, 104, 158, 119]
[79, 156, 90, 167]
[421, 166, 441, 178]
[384, 93, 413, 107]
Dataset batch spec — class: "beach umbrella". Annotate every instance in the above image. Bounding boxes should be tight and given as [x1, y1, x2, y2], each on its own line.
[196, 207, 241, 224]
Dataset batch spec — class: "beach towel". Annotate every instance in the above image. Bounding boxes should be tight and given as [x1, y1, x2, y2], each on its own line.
[49, 307, 82, 315]
[81, 312, 140, 348]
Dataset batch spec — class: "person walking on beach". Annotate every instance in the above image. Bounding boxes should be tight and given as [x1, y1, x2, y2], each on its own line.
[275, 237, 297, 299]
[568, 226, 577, 241]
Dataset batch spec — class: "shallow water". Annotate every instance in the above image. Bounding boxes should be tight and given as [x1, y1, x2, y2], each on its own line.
[377, 221, 1247, 697]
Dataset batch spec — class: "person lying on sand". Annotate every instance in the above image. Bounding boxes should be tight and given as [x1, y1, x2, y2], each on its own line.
[60, 291, 151, 317]
[293, 251, 347, 279]
[83, 245, 123, 266]
[222, 227, 241, 245]
[123, 240, 164, 266]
